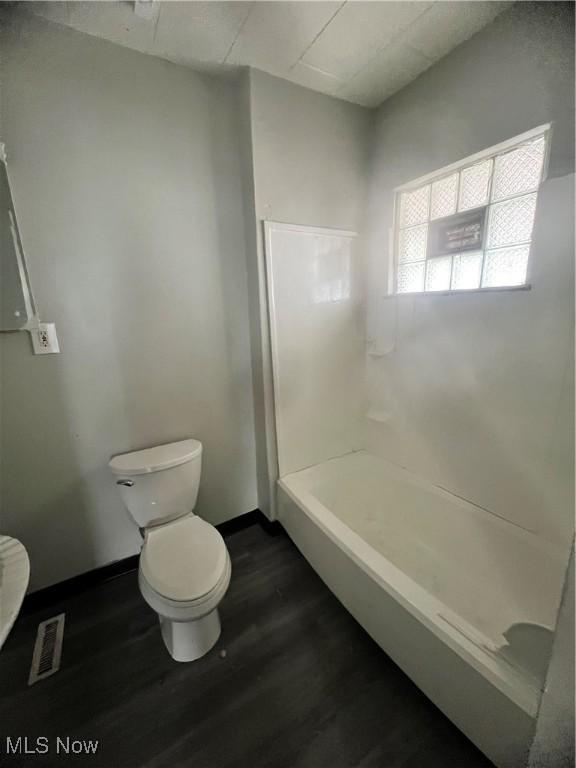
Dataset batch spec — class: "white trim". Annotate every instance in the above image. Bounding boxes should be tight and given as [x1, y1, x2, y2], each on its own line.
[391, 284, 532, 299]
[263, 221, 358, 478]
[263, 222, 284, 476]
[263, 220, 357, 239]
[394, 123, 551, 193]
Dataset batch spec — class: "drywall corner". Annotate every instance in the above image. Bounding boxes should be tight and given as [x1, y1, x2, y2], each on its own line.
[237, 68, 278, 520]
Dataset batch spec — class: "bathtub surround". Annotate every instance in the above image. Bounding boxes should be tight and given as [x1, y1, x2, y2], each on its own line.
[0, 14, 258, 590]
[264, 222, 364, 475]
[364, 1, 574, 553]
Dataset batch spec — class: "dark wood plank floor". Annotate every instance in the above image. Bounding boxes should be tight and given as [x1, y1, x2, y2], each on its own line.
[0, 522, 494, 768]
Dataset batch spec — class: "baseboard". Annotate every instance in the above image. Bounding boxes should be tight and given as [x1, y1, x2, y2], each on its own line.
[215, 509, 263, 536]
[22, 508, 276, 614]
[217, 508, 283, 537]
[22, 554, 141, 614]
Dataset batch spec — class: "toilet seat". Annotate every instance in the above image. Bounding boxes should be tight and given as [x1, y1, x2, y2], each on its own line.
[139, 515, 230, 617]
[139, 555, 231, 622]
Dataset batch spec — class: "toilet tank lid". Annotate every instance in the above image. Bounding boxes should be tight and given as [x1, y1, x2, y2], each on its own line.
[109, 439, 202, 476]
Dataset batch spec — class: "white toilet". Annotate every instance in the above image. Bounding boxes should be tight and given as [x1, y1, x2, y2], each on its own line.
[109, 439, 231, 662]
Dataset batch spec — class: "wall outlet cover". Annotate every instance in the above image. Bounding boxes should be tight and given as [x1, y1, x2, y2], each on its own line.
[30, 322, 60, 355]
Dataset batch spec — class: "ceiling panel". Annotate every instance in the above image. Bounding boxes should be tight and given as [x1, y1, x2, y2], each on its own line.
[153, 1, 252, 66]
[226, 1, 342, 78]
[339, 39, 431, 107]
[401, 1, 512, 60]
[302, 1, 432, 81]
[289, 61, 345, 98]
[23, 1, 513, 109]
[66, 1, 156, 53]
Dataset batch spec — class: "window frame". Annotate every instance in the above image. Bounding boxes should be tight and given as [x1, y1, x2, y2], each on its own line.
[390, 123, 552, 297]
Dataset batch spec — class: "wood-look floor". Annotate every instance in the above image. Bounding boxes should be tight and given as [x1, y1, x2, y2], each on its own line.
[0, 522, 494, 768]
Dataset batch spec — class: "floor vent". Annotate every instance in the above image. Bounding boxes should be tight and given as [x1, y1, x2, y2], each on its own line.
[28, 613, 65, 685]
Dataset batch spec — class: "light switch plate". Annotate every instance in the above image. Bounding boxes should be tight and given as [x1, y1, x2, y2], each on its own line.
[30, 322, 60, 355]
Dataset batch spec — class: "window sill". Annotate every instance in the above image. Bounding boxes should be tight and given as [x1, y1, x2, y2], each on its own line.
[390, 284, 532, 299]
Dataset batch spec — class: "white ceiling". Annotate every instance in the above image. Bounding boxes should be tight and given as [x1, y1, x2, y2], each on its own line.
[26, 1, 511, 108]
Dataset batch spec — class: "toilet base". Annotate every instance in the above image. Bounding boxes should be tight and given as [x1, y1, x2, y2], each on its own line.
[159, 609, 221, 662]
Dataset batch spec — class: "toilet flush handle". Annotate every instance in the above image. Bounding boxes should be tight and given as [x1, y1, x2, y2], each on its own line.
[116, 479, 134, 487]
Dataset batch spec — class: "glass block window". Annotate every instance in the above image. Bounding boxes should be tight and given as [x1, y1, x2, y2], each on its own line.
[430, 173, 458, 220]
[399, 224, 428, 263]
[394, 128, 549, 294]
[458, 159, 492, 212]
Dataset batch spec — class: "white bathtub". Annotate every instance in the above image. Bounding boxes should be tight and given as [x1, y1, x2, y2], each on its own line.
[278, 451, 567, 768]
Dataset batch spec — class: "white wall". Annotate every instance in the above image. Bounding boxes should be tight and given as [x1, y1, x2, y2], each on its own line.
[249, 70, 373, 231]
[0, 14, 257, 590]
[243, 69, 373, 513]
[365, 2, 574, 554]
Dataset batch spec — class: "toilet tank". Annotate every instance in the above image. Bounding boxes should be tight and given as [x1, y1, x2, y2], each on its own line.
[109, 440, 202, 528]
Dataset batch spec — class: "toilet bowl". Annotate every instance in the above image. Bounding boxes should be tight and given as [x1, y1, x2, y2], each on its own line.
[109, 439, 231, 662]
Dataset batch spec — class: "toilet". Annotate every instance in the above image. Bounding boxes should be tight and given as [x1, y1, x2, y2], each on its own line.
[109, 439, 231, 662]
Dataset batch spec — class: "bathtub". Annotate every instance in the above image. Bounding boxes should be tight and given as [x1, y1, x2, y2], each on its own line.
[277, 451, 567, 768]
